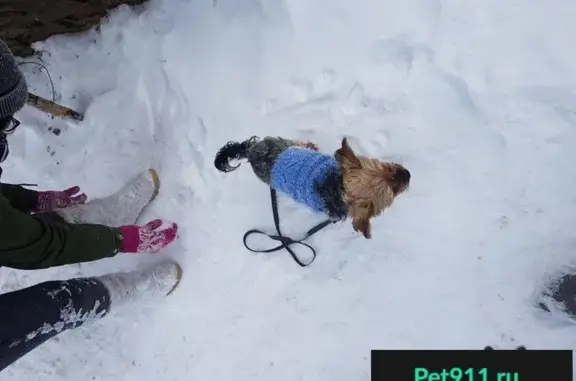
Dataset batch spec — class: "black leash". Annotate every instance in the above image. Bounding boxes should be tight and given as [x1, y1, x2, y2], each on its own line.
[243, 188, 335, 267]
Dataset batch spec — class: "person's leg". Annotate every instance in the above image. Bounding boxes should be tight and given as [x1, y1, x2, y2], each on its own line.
[0, 261, 181, 371]
[0, 278, 110, 371]
[53, 168, 160, 227]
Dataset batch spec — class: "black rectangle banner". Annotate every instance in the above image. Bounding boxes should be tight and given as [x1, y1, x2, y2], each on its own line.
[371, 349, 572, 381]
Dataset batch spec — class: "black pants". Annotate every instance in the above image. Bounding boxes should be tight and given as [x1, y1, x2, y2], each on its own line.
[0, 277, 111, 372]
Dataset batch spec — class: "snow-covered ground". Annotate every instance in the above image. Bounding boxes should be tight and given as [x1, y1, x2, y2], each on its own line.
[2, 0, 576, 379]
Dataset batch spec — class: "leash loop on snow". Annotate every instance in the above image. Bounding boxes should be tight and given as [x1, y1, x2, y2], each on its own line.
[243, 188, 334, 267]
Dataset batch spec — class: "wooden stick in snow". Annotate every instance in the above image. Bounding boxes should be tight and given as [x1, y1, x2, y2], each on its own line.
[26, 93, 84, 121]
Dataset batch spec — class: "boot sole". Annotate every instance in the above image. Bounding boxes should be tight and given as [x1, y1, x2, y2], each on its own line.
[166, 263, 183, 296]
[149, 168, 161, 202]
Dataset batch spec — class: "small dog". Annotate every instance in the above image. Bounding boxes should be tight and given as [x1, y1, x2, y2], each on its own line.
[214, 136, 410, 238]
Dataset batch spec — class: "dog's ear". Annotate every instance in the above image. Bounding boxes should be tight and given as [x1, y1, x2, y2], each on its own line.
[350, 200, 374, 239]
[335, 138, 361, 170]
[353, 217, 372, 239]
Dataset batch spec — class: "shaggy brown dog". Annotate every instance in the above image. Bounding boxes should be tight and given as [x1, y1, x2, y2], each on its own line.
[214, 136, 410, 238]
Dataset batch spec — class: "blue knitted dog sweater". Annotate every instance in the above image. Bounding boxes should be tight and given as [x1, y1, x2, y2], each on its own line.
[270, 147, 338, 212]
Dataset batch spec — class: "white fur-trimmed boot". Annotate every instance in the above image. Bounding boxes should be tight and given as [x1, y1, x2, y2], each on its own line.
[95, 261, 182, 308]
[54, 168, 161, 227]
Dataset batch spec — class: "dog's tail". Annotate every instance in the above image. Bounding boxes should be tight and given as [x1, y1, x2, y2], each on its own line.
[214, 136, 259, 172]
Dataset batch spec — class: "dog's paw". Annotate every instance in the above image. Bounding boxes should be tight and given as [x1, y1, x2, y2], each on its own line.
[325, 203, 348, 222]
[305, 142, 319, 151]
[335, 209, 348, 221]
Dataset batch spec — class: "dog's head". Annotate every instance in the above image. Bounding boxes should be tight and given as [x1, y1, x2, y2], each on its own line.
[335, 138, 410, 239]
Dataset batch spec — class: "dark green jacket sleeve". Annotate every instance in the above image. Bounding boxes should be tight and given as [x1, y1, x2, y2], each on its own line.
[0, 182, 38, 213]
[0, 195, 124, 270]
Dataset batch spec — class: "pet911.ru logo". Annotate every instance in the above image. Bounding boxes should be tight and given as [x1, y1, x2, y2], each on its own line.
[414, 367, 520, 381]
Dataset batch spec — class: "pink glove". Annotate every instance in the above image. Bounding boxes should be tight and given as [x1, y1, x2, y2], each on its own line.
[119, 219, 178, 253]
[33, 186, 88, 213]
